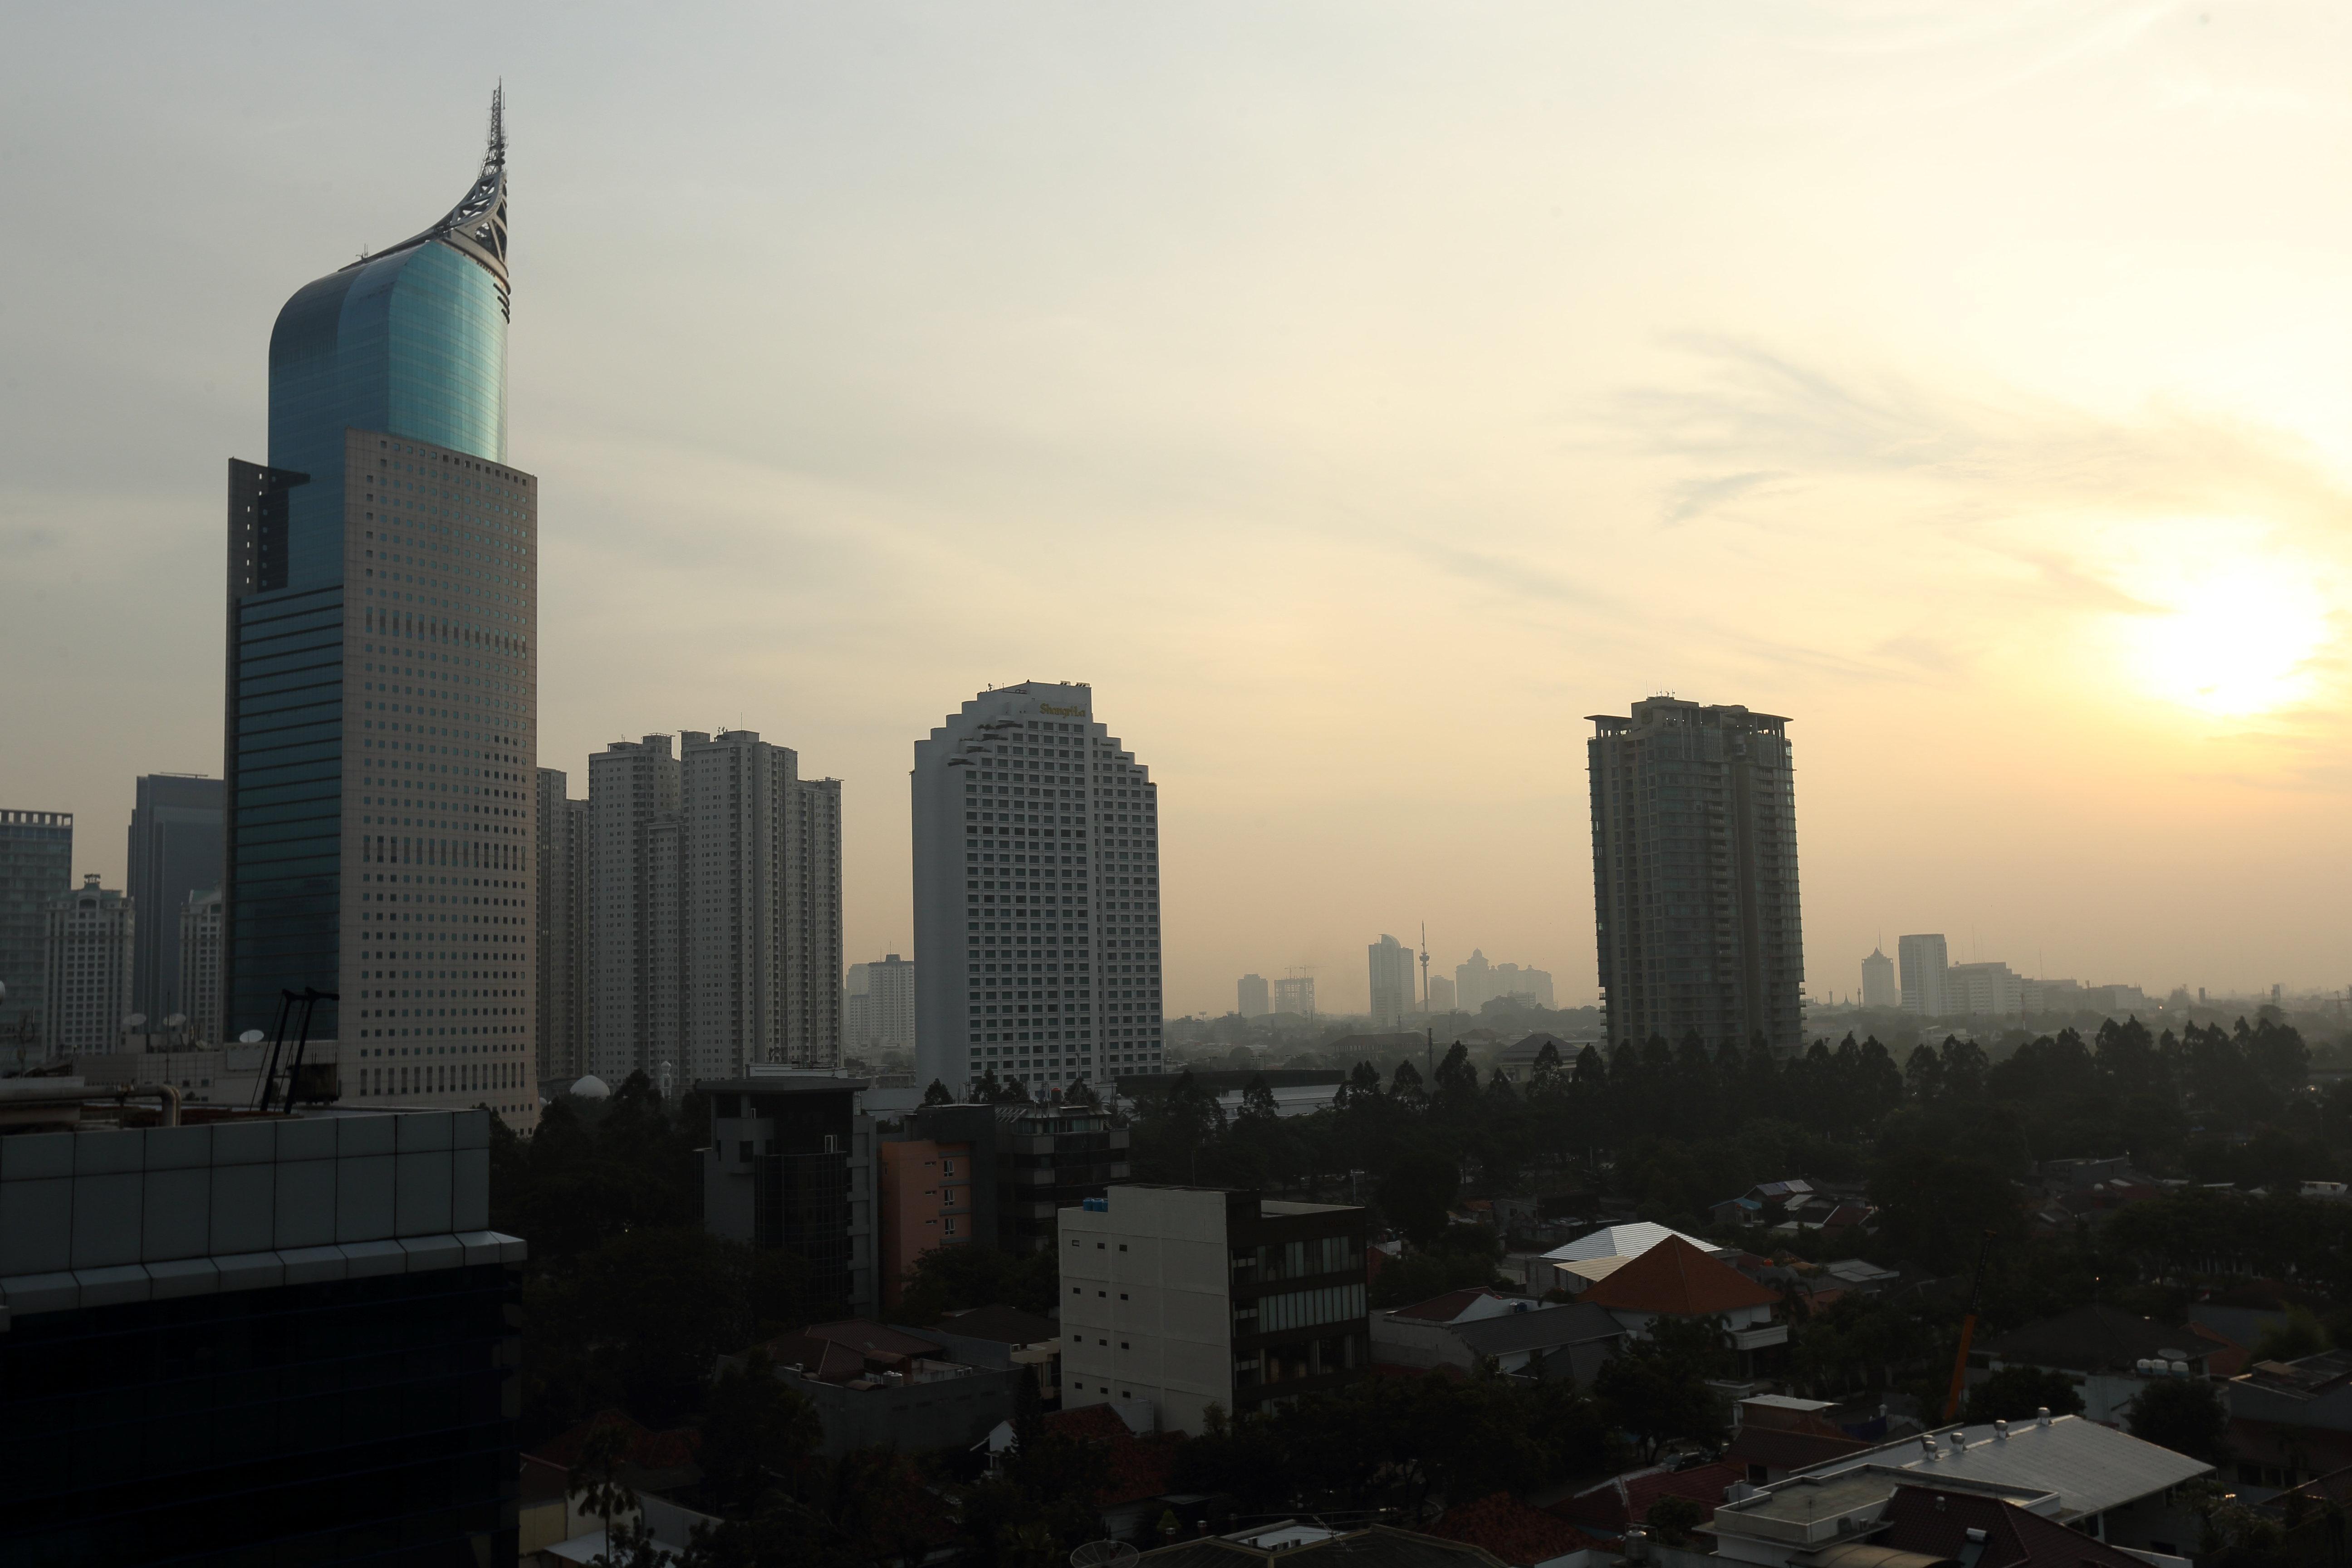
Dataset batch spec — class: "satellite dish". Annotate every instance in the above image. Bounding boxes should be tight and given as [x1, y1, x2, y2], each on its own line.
[238, 1029, 266, 1045]
[124, 1013, 148, 1029]
[1072, 1544, 1139, 1568]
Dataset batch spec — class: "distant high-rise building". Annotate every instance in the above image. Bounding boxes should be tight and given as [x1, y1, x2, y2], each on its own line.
[847, 954, 917, 1055]
[0, 809, 74, 1052]
[583, 731, 840, 1084]
[1861, 946, 1897, 1009]
[1945, 961, 2022, 1018]
[1367, 934, 1416, 1028]
[1898, 934, 1949, 1017]
[178, 888, 224, 1046]
[911, 682, 1160, 1096]
[124, 775, 224, 1028]
[1456, 950, 1494, 1012]
[1274, 974, 1316, 1017]
[536, 769, 588, 1084]
[44, 875, 133, 1056]
[227, 99, 538, 1127]
[792, 777, 845, 1068]
[1427, 974, 1457, 1013]
[588, 736, 682, 1083]
[1237, 973, 1270, 1019]
[1588, 698, 1804, 1053]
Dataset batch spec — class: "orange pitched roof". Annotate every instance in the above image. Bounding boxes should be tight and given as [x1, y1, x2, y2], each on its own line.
[1577, 1237, 1779, 1316]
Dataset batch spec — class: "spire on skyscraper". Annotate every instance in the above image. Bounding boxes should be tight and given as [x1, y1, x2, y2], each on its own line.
[354, 85, 510, 317]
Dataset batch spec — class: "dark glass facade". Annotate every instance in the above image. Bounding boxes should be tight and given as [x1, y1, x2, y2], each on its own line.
[0, 809, 74, 1053]
[0, 1263, 520, 1566]
[225, 128, 512, 1045]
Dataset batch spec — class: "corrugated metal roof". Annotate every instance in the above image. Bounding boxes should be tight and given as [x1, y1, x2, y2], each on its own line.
[1796, 1415, 2212, 1520]
[1539, 1221, 1723, 1264]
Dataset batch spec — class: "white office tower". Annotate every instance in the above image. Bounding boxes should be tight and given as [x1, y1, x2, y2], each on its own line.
[847, 954, 918, 1055]
[1860, 946, 1897, 1010]
[177, 888, 223, 1046]
[44, 875, 133, 1057]
[1367, 934, 1416, 1028]
[912, 682, 1161, 1097]
[1898, 933, 1949, 1017]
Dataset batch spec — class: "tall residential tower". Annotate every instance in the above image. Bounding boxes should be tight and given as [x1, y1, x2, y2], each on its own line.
[911, 683, 1163, 1096]
[225, 96, 538, 1126]
[1587, 698, 1804, 1054]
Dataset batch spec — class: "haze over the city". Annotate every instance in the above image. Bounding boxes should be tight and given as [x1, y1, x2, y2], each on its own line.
[6, 2, 2349, 1018]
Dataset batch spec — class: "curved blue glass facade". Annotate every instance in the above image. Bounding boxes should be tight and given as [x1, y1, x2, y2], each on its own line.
[269, 240, 508, 589]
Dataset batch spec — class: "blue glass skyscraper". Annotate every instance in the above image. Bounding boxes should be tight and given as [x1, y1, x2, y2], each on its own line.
[225, 93, 540, 1128]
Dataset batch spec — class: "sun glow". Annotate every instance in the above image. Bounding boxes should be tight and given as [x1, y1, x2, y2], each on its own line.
[2119, 560, 2330, 718]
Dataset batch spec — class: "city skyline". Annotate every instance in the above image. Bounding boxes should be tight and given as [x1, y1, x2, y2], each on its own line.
[10, 8, 2352, 1021]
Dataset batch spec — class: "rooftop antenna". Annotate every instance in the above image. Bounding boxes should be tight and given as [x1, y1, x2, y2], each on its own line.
[1418, 921, 1431, 1014]
[486, 81, 506, 169]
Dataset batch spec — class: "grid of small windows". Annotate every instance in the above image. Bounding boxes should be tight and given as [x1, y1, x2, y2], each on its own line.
[343, 432, 538, 1120]
[960, 718, 1162, 1088]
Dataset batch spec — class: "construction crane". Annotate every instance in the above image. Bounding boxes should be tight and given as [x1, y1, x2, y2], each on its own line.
[1940, 1229, 1999, 1422]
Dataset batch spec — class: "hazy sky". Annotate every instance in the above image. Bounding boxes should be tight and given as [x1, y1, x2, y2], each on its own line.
[6, 2, 2350, 1019]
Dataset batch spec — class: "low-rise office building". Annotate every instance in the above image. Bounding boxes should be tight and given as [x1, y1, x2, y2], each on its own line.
[749, 1318, 1023, 1454]
[1059, 1185, 1368, 1436]
[0, 1098, 524, 1563]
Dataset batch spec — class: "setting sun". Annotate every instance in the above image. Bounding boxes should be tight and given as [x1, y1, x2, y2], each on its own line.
[2121, 561, 2331, 719]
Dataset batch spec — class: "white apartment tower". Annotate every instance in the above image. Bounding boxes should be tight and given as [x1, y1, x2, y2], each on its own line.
[44, 875, 133, 1057]
[588, 736, 681, 1083]
[177, 888, 223, 1047]
[536, 768, 589, 1084]
[792, 777, 844, 1067]
[587, 730, 843, 1086]
[912, 681, 1162, 1096]
[1367, 934, 1416, 1028]
[1898, 933, 1949, 1017]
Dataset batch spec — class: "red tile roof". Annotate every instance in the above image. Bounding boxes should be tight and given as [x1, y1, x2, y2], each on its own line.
[1577, 1239, 1780, 1317]
[1879, 1484, 2153, 1568]
[1429, 1493, 1603, 1566]
[1724, 1425, 1867, 1473]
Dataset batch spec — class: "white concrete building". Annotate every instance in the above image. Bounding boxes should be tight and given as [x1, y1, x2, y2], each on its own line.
[1946, 960, 2024, 1019]
[911, 682, 1162, 1096]
[1367, 934, 1416, 1028]
[44, 875, 133, 1057]
[176, 888, 223, 1047]
[1899, 933, 1949, 1016]
[1058, 1185, 1367, 1436]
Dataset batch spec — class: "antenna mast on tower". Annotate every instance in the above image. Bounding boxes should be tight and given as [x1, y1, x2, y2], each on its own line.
[1418, 922, 1431, 1013]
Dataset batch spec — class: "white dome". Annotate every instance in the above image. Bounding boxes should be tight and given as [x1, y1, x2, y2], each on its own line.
[569, 1074, 612, 1100]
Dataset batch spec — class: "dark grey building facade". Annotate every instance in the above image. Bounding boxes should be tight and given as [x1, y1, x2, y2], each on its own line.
[125, 774, 225, 1027]
[0, 1103, 524, 1564]
[902, 1101, 1129, 1255]
[0, 809, 74, 1057]
[702, 1075, 877, 1316]
[1588, 698, 1804, 1054]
